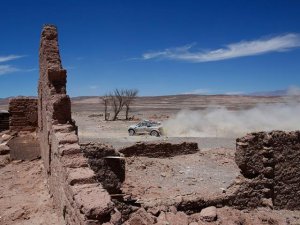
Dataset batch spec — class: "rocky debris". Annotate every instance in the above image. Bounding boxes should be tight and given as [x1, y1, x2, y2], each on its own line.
[119, 205, 293, 225]
[0, 132, 11, 167]
[1, 133, 12, 142]
[199, 206, 217, 222]
[0, 154, 10, 167]
[125, 208, 156, 225]
[119, 142, 199, 158]
[0, 143, 10, 155]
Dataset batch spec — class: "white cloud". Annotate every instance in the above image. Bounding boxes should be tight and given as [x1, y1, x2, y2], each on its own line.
[142, 33, 300, 62]
[0, 55, 24, 63]
[0, 65, 19, 75]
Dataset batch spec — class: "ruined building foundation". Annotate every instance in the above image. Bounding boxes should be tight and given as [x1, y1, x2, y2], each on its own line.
[1, 24, 299, 225]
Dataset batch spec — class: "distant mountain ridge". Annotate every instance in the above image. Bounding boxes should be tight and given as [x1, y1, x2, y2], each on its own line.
[0, 88, 296, 105]
[249, 89, 288, 96]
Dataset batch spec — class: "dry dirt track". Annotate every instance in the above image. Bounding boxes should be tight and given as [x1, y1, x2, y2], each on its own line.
[0, 160, 64, 225]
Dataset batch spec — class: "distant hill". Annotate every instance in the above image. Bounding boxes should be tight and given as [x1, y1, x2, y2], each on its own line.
[250, 89, 288, 96]
[0, 98, 9, 106]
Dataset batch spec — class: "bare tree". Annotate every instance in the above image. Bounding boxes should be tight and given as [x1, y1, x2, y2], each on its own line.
[110, 89, 126, 121]
[102, 94, 110, 121]
[124, 89, 138, 120]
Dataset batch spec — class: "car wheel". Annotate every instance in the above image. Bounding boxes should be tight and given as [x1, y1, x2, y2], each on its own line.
[128, 129, 135, 136]
[150, 130, 159, 137]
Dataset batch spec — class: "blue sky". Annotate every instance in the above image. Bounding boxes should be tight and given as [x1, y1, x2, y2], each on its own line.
[0, 0, 300, 97]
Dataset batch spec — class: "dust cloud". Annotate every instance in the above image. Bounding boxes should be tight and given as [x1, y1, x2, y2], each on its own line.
[164, 88, 300, 137]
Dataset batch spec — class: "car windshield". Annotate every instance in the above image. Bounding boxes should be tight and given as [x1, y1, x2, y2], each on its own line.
[137, 120, 160, 127]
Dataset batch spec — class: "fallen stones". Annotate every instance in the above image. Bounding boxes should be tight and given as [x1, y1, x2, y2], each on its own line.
[0, 154, 10, 167]
[0, 144, 10, 155]
[199, 206, 217, 222]
[125, 208, 156, 225]
[1, 134, 12, 142]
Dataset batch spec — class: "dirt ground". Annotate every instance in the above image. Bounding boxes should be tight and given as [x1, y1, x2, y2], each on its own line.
[0, 160, 64, 225]
[1, 95, 300, 224]
[70, 95, 300, 224]
[122, 148, 239, 207]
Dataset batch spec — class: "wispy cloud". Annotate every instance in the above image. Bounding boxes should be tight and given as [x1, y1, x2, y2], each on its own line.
[0, 65, 20, 75]
[142, 33, 300, 62]
[0, 54, 27, 76]
[0, 55, 24, 63]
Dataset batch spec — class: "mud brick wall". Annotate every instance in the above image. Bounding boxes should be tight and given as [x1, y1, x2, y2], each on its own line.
[229, 131, 300, 210]
[38, 25, 115, 225]
[9, 98, 38, 131]
[119, 142, 199, 158]
[0, 111, 9, 132]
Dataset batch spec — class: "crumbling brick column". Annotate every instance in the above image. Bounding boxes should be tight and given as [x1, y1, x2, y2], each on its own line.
[38, 25, 114, 225]
[38, 25, 71, 172]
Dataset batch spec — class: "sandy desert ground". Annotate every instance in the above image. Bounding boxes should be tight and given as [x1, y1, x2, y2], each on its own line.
[1, 94, 300, 224]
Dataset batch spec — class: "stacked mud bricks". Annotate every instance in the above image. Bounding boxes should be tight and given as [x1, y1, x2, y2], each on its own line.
[38, 25, 114, 225]
[234, 131, 300, 210]
[9, 97, 38, 131]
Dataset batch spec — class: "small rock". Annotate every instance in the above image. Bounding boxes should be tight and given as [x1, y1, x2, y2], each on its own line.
[147, 207, 160, 216]
[165, 212, 189, 225]
[169, 206, 177, 214]
[0, 155, 10, 167]
[161, 173, 166, 177]
[0, 144, 10, 155]
[261, 198, 273, 209]
[189, 222, 198, 225]
[1, 134, 11, 142]
[200, 206, 217, 222]
[110, 208, 122, 224]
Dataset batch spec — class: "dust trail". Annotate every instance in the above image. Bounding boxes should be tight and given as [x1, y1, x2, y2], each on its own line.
[164, 88, 300, 137]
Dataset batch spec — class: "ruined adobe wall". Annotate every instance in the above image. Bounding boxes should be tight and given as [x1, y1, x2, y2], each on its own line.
[38, 25, 115, 225]
[9, 97, 38, 131]
[227, 131, 300, 210]
[119, 142, 198, 158]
